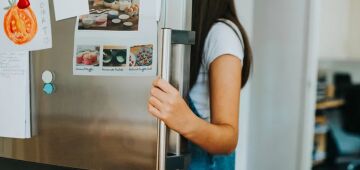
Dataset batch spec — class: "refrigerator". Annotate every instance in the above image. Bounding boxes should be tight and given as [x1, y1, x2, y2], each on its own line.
[0, 0, 194, 169]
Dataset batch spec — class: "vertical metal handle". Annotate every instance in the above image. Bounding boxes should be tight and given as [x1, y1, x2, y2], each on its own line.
[157, 28, 172, 170]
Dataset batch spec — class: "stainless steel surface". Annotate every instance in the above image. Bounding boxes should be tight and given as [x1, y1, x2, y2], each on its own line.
[158, 28, 172, 170]
[0, 0, 193, 169]
[0, 12, 158, 170]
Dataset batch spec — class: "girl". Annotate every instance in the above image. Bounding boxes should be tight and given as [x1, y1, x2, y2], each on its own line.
[148, 0, 253, 169]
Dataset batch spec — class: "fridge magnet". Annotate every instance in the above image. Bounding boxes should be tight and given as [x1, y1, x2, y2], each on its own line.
[78, 0, 140, 31]
[0, 0, 52, 52]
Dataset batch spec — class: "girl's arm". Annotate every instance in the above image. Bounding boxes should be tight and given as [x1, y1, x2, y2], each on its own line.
[148, 54, 242, 154]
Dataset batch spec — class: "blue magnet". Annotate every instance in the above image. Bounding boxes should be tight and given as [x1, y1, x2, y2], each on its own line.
[43, 83, 55, 95]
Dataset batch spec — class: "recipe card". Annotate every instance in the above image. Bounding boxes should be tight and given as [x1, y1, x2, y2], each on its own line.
[53, 0, 90, 21]
[73, 0, 157, 76]
[0, 0, 52, 52]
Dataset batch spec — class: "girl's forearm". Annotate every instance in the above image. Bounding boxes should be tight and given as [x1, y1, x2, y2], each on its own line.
[180, 110, 238, 155]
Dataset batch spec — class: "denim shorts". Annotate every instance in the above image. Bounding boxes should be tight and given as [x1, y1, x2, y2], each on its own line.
[187, 97, 235, 170]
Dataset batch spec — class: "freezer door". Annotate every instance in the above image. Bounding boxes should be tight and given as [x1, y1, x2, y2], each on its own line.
[0, 5, 157, 170]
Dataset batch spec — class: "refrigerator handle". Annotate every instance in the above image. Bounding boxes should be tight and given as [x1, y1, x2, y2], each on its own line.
[158, 29, 195, 170]
[157, 28, 172, 170]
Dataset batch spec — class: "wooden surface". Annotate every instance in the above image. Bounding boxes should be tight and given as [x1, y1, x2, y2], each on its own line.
[316, 99, 345, 110]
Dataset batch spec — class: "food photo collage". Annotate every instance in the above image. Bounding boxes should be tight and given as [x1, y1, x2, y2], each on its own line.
[73, 0, 157, 76]
[75, 43, 153, 74]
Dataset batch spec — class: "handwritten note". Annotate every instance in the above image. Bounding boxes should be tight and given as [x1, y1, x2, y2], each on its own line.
[0, 53, 26, 77]
[0, 52, 31, 139]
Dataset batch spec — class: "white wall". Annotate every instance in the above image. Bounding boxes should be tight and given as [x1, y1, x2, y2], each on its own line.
[319, 0, 360, 59]
[246, 0, 317, 170]
[318, 0, 351, 59]
[235, 0, 254, 170]
[349, 0, 360, 58]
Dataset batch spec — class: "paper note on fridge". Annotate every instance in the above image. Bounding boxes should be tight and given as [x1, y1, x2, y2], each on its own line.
[53, 0, 89, 21]
[0, 51, 31, 139]
[0, 0, 52, 52]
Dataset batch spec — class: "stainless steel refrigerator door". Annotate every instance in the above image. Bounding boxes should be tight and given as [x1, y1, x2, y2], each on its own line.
[0, 0, 193, 170]
[1, 16, 158, 170]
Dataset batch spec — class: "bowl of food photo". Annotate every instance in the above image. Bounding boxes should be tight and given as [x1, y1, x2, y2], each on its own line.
[82, 17, 95, 28]
[108, 10, 119, 20]
[118, 14, 129, 20]
[116, 55, 125, 64]
[111, 1, 120, 10]
[76, 50, 99, 66]
[119, 0, 131, 11]
[103, 56, 112, 65]
[112, 19, 121, 24]
[95, 16, 107, 25]
[104, 0, 116, 8]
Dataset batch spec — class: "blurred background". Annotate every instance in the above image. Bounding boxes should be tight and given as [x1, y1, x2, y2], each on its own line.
[236, 0, 360, 170]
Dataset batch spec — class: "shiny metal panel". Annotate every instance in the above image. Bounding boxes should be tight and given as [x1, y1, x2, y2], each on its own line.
[0, 11, 157, 170]
[0, 0, 193, 169]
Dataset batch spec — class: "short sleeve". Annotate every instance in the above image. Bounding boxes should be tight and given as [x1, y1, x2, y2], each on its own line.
[203, 22, 244, 70]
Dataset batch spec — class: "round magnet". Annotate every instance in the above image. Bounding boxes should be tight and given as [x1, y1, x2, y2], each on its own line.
[43, 83, 55, 95]
[42, 70, 54, 83]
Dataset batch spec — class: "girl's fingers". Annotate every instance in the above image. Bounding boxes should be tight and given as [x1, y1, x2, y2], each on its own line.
[150, 87, 168, 102]
[148, 103, 162, 119]
[149, 96, 163, 111]
[153, 78, 178, 94]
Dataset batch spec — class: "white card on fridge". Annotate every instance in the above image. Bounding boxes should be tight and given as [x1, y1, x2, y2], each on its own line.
[53, 0, 89, 21]
[0, 51, 31, 139]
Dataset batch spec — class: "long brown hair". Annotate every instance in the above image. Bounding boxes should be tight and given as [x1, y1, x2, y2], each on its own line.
[190, 0, 253, 89]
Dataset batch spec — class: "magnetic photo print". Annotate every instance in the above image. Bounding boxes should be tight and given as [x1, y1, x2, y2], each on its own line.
[78, 0, 140, 31]
[103, 45, 127, 67]
[129, 44, 153, 67]
[75, 45, 100, 67]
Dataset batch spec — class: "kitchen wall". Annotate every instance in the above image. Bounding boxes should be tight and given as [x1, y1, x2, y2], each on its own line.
[235, 0, 254, 170]
[319, 0, 360, 59]
[318, 0, 351, 59]
[349, 0, 360, 58]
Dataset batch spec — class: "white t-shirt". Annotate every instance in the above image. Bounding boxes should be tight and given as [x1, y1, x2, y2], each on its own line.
[188, 20, 244, 121]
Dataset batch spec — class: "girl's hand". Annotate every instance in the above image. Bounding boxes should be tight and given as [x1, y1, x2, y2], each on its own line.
[148, 78, 196, 135]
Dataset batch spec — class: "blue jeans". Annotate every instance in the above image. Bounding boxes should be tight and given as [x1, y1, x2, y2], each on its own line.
[187, 97, 235, 170]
